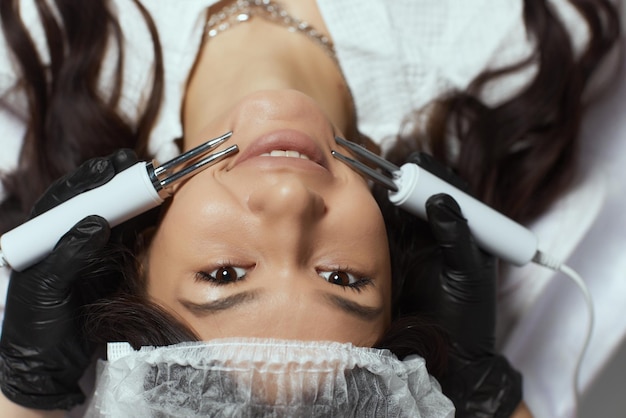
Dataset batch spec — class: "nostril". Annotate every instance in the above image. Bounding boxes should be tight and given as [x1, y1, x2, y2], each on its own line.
[247, 179, 326, 221]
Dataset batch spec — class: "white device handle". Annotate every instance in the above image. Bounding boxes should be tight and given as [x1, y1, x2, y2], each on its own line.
[0, 162, 163, 271]
[388, 163, 538, 266]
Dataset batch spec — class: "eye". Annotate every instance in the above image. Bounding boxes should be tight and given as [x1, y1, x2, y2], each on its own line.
[318, 270, 360, 286]
[196, 266, 248, 284]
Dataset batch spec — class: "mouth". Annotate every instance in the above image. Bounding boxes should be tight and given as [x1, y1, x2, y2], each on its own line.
[233, 129, 329, 170]
[259, 150, 311, 160]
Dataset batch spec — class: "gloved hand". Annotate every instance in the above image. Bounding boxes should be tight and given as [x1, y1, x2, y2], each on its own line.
[426, 193, 496, 357]
[0, 149, 137, 410]
[411, 152, 522, 418]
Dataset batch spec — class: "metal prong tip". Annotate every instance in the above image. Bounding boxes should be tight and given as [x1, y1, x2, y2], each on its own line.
[334, 136, 400, 173]
[331, 150, 398, 192]
[160, 144, 239, 190]
[155, 131, 233, 179]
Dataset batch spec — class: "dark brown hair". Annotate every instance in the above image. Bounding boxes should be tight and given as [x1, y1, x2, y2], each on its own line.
[0, 0, 621, 379]
[385, 0, 621, 223]
[0, 0, 163, 233]
[81, 205, 451, 378]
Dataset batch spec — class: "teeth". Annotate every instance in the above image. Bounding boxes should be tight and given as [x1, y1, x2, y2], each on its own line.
[260, 150, 310, 160]
[270, 150, 284, 157]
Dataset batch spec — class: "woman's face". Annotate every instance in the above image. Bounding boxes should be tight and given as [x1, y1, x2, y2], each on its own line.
[146, 89, 392, 347]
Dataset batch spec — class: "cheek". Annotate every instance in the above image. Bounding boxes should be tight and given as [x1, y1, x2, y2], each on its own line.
[333, 187, 389, 252]
[157, 175, 242, 246]
[144, 176, 250, 303]
[144, 226, 181, 305]
[143, 193, 212, 301]
[329, 187, 392, 304]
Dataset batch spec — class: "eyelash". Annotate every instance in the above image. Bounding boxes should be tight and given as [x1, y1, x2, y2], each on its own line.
[194, 263, 249, 285]
[195, 264, 372, 292]
[317, 268, 372, 293]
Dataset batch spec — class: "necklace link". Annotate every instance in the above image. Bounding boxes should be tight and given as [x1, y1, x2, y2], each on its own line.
[205, 0, 337, 64]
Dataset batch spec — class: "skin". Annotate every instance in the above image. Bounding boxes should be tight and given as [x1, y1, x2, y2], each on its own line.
[152, 1, 534, 414]
[145, 0, 393, 346]
[183, 1, 354, 142]
[4, 0, 531, 415]
[146, 89, 392, 347]
[0, 397, 64, 418]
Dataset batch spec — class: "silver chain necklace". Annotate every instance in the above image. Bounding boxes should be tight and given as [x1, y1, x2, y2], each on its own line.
[205, 0, 338, 64]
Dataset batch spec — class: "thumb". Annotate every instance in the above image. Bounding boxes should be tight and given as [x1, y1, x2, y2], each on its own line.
[426, 193, 484, 278]
[426, 194, 497, 354]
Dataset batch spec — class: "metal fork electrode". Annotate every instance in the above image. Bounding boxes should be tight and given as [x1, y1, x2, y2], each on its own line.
[0, 132, 238, 271]
[150, 132, 237, 198]
[331, 137, 399, 192]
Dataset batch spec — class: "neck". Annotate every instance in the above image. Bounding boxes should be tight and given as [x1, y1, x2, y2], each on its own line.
[183, 11, 354, 145]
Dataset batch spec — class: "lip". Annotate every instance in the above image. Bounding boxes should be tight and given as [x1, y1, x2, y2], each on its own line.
[233, 129, 330, 170]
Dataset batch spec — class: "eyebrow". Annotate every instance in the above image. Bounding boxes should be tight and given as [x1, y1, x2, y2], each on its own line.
[179, 289, 382, 321]
[180, 290, 259, 315]
[320, 292, 384, 321]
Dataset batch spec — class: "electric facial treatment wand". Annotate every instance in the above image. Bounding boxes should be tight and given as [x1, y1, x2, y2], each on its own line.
[332, 137, 537, 266]
[0, 132, 238, 272]
[332, 137, 596, 404]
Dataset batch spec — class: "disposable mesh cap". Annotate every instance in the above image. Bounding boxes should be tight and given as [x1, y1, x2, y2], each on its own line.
[85, 338, 455, 417]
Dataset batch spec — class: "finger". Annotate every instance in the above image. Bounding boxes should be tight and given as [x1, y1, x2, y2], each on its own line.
[31, 150, 138, 216]
[32, 159, 116, 216]
[110, 148, 138, 173]
[427, 194, 497, 350]
[425, 193, 485, 276]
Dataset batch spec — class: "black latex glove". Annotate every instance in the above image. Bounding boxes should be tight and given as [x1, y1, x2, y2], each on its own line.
[426, 193, 496, 357]
[0, 149, 137, 410]
[425, 194, 522, 418]
[410, 152, 522, 417]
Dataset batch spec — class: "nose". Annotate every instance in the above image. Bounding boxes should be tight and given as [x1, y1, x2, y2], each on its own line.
[247, 177, 326, 224]
[246, 177, 326, 260]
